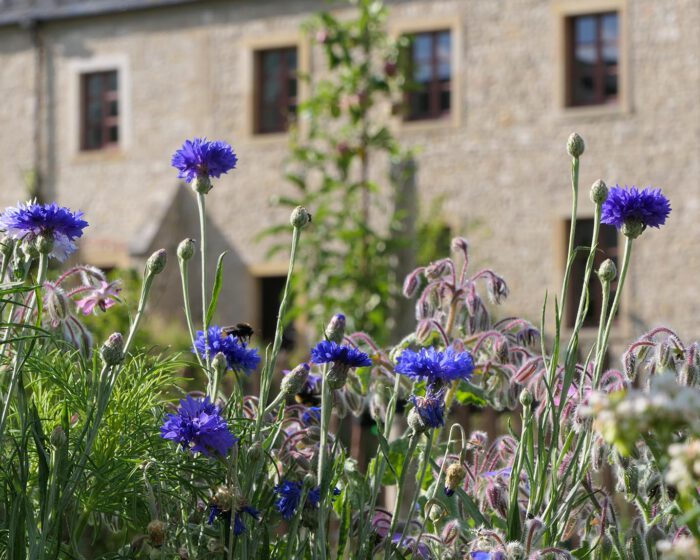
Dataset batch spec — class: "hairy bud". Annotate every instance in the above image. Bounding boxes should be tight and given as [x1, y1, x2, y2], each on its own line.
[290, 206, 312, 229]
[590, 179, 608, 205]
[281, 363, 310, 397]
[505, 542, 525, 560]
[35, 233, 54, 255]
[146, 249, 167, 275]
[44, 283, 71, 327]
[147, 519, 167, 547]
[402, 270, 422, 298]
[50, 426, 67, 448]
[101, 332, 124, 366]
[177, 238, 196, 261]
[327, 363, 349, 390]
[597, 259, 617, 283]
[486, 484, 508, 518]
[407, 408, 427, 434]
[566, 132, 585, 158]
[325, 313, 346, 343]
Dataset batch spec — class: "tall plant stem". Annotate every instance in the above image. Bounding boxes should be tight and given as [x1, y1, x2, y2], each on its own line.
[397, 432, 433, 550]
[178, 256, 204, 369]
[316, 365, 332, 560]
[196, 193, 211, 374]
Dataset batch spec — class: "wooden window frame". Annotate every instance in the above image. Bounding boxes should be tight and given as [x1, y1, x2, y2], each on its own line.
[253, 47, 298, 135]
[80, 70, 119, 151]
[404, 29, 452, 121]
[565, 218, 619, 328]
[565, 12, 619, 107]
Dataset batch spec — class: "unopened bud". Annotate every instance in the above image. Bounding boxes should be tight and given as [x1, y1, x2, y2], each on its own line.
[486, 484, 508, 518]
[248, 441, 263, 463]
[281, 363, 310, 396]
[590, 180, 608, 205]
[101, 332, 124, 366]
[325, 313, 346, 343]
[50, 426, 67, 447]
[35, 234, 53, 255]
[290, 206, 312, 229]
[147, 519, 167, 547]
[303, 473, 317, 489]
[407, 408, 427, 434]
[505, 542, 525, 560]
[441, 519, 460, 544]
[494, 337, 510, 363]
[44, 284, 71, 327]
[177, 238, 196, 261]
[402, 270, 421, 298]
[146, 249, 167, 275]
[655, 342, 672, 372]
[519, 388, 533, 408]
[566, 132, 585, 157]
[212, 485, 234, 511]
[597, 259, 617, 283]
[428, 503, 444, 521]
[212, 352, 228, 376]
[444, 463, 467, 496]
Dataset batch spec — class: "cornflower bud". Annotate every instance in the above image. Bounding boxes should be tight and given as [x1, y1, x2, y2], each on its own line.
[621, 218, 644, 239]
[177, 238, 196, 261]
[428, 502, 444, 521]
[290, 206, 311, 229]
[590, 179, 608, 205]
[50, 426, 67, 448]
[147, 249, 167, 275]
[192, 174, 212, 195]
[280, 363, 310, 396]
[566, 132, 585, 158]
[519, 388, 533, 408]
[101, 332, 124, 366]
[597, 259, 617, 283]
[444, 463, 467, 496]
[324, 313, 346, 343]
[407, 408, 427, 434]
[327, 363, 349, 390]
[147, 519, 167, 547]
[212, 352, 227, 377]
[248, 441, 263, 463]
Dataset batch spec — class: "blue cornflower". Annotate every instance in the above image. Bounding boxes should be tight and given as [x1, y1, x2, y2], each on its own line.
[471, 552, 505, 560]
[160, 395, 237, 457]
[193, 325, 260, 375]
[301, 406, 322, 426]
[207, 504, 260, 535]
[306, 486, 341, 509]
[274, 480, 302, 520]
[171, 137, 238, 183]
[396, 346, 474, 385]
[310, 340, 372, 368]
[601, 185, 671, 232]
[0, 201, 88, 261]
[409, 389, 446, 429]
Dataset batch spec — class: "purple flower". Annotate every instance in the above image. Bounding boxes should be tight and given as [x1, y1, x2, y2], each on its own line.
[193, 325, 260, 375]
[75, 280, 122, 315]
[409, 389, 446, 429]
[307, 486, 341, 509]
[301, 406, 322, 426]
[601, 185, 670, 230]
[274, 480, 302, 520]
[396, 347, 474, 385]
[160, 395, 237, 457]
[171, 137, 238, 183]
[310, 340, 372, 368]
[0, 201, 88, 261]
[208, 504, 260, 535]
[471, 552, 506, 560]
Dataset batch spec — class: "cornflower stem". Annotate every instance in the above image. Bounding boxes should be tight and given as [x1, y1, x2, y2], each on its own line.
[285, 487, 310, 560]
[358, 372, 403, 558]
[196, 192, 213, 387]
[397, 432, 434, 550]
[383, 434, 420, 560]
[316, 364, 332, 560]
[254, 225, 301, 439]
[178, 255, 204, 369]
[0, 253, 47, 441]
[558, 156, 580, 338]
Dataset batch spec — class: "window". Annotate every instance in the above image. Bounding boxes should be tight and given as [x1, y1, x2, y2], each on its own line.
[566, 12, 619, 106]
[566, 219, 619, 328]
[254, 47, 298, 134]
[259, 275, 296, 350]
[404, 30, 451, 121]
[81, 70, 119, 150]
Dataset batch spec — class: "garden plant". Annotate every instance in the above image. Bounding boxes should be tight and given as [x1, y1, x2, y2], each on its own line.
[2, 128, 699, 560]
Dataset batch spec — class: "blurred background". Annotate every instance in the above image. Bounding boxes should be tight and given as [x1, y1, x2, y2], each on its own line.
[0, 0, 698, 362]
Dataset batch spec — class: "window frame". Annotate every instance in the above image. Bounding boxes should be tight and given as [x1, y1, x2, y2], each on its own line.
[253, 46, 299, 135]
[403, 29, 452, 122]
[565, 11, 620, 107]
[80, 70, 120, 151]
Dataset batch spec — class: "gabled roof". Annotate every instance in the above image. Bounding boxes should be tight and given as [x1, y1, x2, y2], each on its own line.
[0, 0, 204, 26]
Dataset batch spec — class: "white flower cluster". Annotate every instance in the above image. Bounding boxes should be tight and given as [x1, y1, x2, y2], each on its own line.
[667, 439, 700, 495]
[657, 536, 700, 559]
[584, 374, 700, 452]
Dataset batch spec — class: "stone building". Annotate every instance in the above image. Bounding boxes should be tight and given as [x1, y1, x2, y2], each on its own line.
[0, 0, 698, 351]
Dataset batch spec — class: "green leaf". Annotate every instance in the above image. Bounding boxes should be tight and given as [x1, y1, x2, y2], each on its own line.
[205, 251, 227, 327]
[376, 430, 399, 483]
[454, 382, 487, 407]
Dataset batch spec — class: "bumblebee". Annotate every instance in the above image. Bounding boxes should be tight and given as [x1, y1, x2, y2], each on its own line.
[222, 322, 255, 344]
[294, 391, 321, 407]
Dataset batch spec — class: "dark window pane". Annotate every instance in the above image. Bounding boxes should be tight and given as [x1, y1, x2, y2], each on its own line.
[405, 30, 451, 120]
[568, 13, 620, 106]
[256, 47, 298, 133]
[108, 126, 118, 143]
[87, 75, 102, 97]
[86, 126, 101, 149]
[81, 70, 119, 150]
[107, 71, 118, 91]
[108, 99, 118, 117]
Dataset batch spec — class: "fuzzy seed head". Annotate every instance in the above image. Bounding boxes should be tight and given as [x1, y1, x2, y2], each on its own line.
[212, 485, 235, 511]
[445, 463, 467, 492]
[147, 520, 167, 547]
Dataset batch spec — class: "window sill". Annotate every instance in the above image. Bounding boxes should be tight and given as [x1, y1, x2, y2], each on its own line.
[247, 131, 290, 144]
[556, 102, 630, 120]
[398, 114, 459, 133]
[73, 147, 125, 163]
